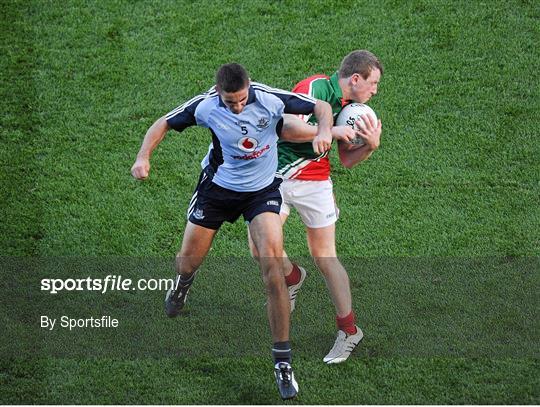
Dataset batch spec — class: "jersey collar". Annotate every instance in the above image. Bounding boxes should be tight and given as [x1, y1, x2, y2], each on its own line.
[330, 72, 350, 107]
[218, 85, 257, 108]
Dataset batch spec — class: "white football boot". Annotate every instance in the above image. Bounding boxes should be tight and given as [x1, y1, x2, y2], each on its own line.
[323, 326, 364, 364]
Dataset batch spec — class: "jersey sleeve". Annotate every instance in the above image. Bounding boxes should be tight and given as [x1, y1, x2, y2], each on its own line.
[165, 86, 216, 131]
[292, 75, 330, 99]
[290, 75, 331, 122]
[281, 91, 317, 115]
[251, 82, 316, 115]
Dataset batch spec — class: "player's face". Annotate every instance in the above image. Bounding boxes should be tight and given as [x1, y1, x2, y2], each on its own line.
[219, 86, 250, 114]
[350, 68, 381, 103]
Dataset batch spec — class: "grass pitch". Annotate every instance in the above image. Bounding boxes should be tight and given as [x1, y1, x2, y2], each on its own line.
[1, 0, 539, 404]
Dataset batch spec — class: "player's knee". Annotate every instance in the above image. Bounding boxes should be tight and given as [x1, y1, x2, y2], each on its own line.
[262, 268, 286, 294]
[313, 256, 342, 275]
[260, 259, 284, 281]
[257, 242, 283, 259]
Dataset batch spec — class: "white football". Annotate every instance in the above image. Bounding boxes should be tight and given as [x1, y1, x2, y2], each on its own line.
[335, 103, 378, 145]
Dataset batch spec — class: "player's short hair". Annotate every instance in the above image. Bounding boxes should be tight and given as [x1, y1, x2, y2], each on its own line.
[216, 63, 250, 93]
[338, 50, 383, 80]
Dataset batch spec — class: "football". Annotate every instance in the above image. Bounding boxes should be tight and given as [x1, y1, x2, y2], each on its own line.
[335, 103, 378, 145]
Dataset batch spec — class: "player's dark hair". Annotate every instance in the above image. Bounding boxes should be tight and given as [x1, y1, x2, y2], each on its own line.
[338, 50, 383, 79]
[216, 63, 250, 93]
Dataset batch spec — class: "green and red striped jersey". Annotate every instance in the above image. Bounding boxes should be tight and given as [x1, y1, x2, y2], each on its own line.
[277, 72, 349, 180]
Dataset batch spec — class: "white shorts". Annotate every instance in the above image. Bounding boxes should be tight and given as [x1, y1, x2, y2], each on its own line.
[279, 179, 339, 228]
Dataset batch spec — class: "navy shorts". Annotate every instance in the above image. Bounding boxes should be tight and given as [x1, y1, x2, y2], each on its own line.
[187, 170, 283, 230]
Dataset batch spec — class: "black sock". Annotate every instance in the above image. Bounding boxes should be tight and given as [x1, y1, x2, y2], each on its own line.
[174, 273, 195, 290]
[272, 341, 291, 365]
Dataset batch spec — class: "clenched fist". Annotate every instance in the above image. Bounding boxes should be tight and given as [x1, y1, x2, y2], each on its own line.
[131, 157, 150, 180]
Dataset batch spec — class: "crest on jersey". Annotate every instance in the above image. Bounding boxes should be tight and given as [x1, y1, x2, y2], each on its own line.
[256, 117, 270, 129]
[238, 136, 258, 152]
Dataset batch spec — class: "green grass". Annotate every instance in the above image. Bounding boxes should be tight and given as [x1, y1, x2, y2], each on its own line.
[2, 357, 538, 404]
[1, 0, 539, 404]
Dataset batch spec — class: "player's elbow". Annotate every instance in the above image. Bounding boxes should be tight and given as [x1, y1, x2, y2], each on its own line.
[341, 160, 355, 169]
[338, 154, 356, 169]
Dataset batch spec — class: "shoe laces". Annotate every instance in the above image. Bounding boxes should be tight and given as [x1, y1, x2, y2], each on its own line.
[171, 289, 180, 301]
[277, 363, 292, 385]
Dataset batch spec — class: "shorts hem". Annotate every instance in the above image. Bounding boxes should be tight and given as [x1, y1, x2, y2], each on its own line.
[244, 206, 281, 223]
[302, 217, 338, 229]
[188, 217, 222, 230]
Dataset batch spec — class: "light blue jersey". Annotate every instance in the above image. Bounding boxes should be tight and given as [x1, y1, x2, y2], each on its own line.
[165, 82, 317, 192]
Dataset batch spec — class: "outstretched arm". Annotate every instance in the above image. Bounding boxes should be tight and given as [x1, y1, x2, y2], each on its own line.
[131, 116, 170, 180]
[279, 114, 357, 143]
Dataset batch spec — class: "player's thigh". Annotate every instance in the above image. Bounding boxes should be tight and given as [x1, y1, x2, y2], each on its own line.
[248, 210, 289, 259]
[249, 212, 283, 258]
[306, 223, 337, 258]
[247, 212, 290, 257]
[177, 221, 218, 270]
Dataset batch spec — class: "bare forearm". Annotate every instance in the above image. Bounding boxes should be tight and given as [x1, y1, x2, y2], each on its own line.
[339, 116, 382, 168]
[136, 116, 170, 159]
[131, 116, 170, 180]
[280, 115, 357, 144]
[338, 142, 377, 168]
[312, 100, 333, 135]
[310, 100, 333, 154]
